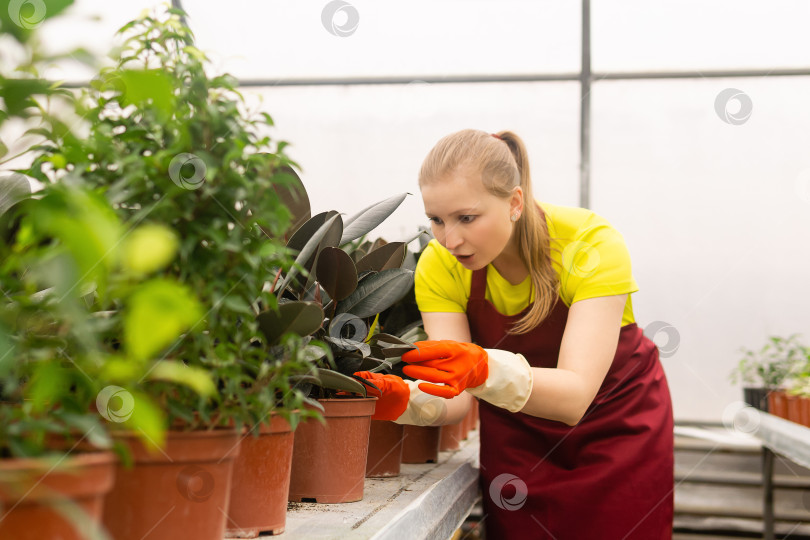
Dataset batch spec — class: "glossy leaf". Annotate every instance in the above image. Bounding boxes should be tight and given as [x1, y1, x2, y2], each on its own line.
[315, 246, 357, 301]
[340, 193, 408, 244]
[257, 301, 324, 345]
[355, 242, 406, 274]
[277, 213, 340, 297]
[0, 173, 30, 216]
[315, 367, 367, 396]
[336, 268, 414, 319]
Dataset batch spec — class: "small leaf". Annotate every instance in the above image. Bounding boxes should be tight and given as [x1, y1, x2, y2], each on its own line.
[315, 368, 367, 395]
[147, 361, 216, 396]
[121, 223, 178, 275]
[277, 213, 341, 297]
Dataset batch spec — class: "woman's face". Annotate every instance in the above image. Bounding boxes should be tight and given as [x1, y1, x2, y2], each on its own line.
[421, 168, 522, 270]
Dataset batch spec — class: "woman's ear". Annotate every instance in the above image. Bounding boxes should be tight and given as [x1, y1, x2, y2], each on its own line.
[510, 186, 524, 216]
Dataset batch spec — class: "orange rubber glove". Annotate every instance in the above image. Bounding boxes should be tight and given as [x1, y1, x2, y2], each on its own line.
[353, 371, 410, 421]
[400, 340, 489, 399]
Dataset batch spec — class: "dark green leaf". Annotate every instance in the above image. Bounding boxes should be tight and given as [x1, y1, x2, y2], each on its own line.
[340, 193, 408, 244]
[314, 368, 366, 395]
[336, 269, 414, 318]
[355, 242, 406, 274]
[257, 301, 324, 345]
[315, 247, 357, 301]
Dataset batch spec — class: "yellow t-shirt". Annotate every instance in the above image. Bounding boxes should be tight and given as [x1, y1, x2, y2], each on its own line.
[414, 201, 638, 326]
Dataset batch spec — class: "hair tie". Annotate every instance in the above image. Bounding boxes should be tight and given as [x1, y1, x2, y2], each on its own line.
[491, 133, 502, 140]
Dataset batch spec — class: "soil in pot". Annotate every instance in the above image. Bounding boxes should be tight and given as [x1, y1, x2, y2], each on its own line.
[288, 397, 376, 503]
[401, 425, 441, 464]
[365, 420, 404, 478]
[225, 415, 294, 538]
[0, 451, 116, 540]
[102, 429, 240, 540]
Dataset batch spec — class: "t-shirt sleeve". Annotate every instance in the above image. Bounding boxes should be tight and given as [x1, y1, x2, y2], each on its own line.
[414, 240, 468, 313]
[561, 216, 639, 304]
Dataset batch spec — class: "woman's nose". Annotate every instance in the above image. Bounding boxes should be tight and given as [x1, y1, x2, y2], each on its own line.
[443, 227, 463, 250]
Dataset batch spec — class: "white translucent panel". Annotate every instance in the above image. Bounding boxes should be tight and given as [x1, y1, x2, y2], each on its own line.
[183, 0, 580, 80]
[593, 0, 810, 72]
[244, 82, 580, 242]
[591, 77, 810, 422]
[34, 0, 164, 82]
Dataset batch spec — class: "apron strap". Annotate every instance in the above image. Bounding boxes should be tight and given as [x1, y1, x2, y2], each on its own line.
[470, 267, 488, 302]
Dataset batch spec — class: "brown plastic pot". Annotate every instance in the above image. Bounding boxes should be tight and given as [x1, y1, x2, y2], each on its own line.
[365, 420, 404, 478]
[439, 422, 465, 452]
[0, 451, 116, 540]
[401, 425, 441, 463]
[768, 390, 788, 419]
[786, 394, 802, 424]
[800, 397, 810, 428]
[288, 397, 376, 503]
[225, 415, 294, 538]
[102, 429, 240, 540]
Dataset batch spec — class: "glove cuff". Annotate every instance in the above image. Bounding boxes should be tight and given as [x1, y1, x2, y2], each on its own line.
[393, 380, 448, 426]
[466, 349, 533, 412]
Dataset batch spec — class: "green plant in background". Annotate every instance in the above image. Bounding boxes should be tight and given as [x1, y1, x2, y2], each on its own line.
[22, 6, 318, 432]
[257, 193, 426, 399]
[729, 334, 809, 390]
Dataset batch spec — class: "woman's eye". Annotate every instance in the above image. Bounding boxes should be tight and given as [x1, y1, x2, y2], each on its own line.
[429, 217, 443, 225]
[460, 215, 476, 224]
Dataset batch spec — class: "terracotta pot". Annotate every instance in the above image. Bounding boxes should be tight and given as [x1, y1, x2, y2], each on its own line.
[786, 394, 802, 424]
[365, 420, 404, 478]
[102, 429, 240, 540]
[225, 415, 294, 538]
[288, 397, 376, 503]
[401, 425, 441, 463]
[439, 422, 465, 452]
[768, 390, 788, 419]
[0, 451, 116, 540]
[800, 397, 810, 428]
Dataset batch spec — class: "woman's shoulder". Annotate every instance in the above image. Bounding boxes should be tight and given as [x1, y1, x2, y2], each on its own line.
[538, 200, 622, 243]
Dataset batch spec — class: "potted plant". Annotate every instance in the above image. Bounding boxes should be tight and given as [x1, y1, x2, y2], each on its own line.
[256, 192, 425, 504]
[729, 334, 808, 412]
[22, 6, 317, 539]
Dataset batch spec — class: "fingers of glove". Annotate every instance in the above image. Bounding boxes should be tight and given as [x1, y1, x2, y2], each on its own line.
[417, 381, 459, 399]
[402, 340, 457, 363]
[402, 364, 456, 383]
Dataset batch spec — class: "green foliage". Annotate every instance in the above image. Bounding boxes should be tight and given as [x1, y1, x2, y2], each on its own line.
[729, 334, 809, 390]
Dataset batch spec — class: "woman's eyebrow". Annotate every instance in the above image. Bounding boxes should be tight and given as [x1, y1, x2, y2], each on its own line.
[425, 207, 479, 217]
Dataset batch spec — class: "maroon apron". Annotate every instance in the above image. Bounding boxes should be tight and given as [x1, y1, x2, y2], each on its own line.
[468, 266, 674, 539]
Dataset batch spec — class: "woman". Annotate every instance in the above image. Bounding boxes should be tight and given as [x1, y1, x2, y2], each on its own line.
[356, 129, 674, 539]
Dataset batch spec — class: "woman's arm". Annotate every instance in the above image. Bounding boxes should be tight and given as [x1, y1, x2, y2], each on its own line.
[418, 311, 474, 425]
[518, 294, 627, 425]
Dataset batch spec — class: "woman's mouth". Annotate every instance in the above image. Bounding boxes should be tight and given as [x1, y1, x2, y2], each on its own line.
[455, 254, 474, 263]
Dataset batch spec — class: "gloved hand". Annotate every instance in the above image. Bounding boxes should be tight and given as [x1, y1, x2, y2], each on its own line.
[402, 340, 534, 413]
[353, 371, 410, 421]
[400, 341, 489, 398]
[353, 371, 449, 426]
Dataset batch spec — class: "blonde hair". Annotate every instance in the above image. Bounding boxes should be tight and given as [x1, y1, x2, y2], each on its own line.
[418, 129, 561, 334]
